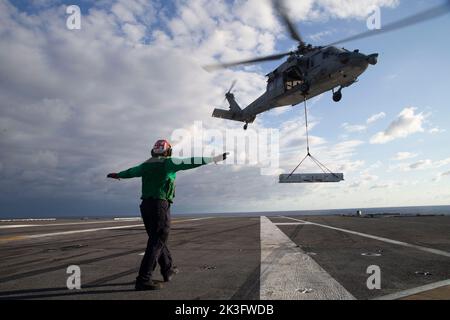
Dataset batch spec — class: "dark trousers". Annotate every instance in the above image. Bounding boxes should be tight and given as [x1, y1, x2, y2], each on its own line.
[137, 198, 173, 283]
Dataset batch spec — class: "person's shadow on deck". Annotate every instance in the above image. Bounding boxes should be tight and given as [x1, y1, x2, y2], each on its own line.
[0, 281, 164, 300]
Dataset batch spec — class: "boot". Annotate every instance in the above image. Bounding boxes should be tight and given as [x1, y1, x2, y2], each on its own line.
[135, 280, 163, 291]
[163, 267, 179, 282]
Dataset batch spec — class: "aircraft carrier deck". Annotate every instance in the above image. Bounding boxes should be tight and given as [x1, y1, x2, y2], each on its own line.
[0, 215, 449, 300]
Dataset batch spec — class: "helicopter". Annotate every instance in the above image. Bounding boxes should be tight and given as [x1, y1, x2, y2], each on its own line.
[205, 0, 450, 131]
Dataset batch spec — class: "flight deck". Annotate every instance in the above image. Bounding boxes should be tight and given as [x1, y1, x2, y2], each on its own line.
[0, 215, 449, 300]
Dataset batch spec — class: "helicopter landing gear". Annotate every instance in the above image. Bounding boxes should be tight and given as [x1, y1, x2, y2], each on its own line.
[244, 123, 249, 131]
[332, 88, 342, 102]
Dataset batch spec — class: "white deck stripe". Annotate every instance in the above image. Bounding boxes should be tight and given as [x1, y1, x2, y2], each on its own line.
[8, 217, 213, 241]
[26, 224, 143, 239]
[274, 223, 309, 226]
[373, 279, 450, 300]
[0, 217, 212, 229]
[0, 220, 138, 229]
[260, 216, 355, 300]
[280, 216, 450, 258]
[0, 225, 39, 229]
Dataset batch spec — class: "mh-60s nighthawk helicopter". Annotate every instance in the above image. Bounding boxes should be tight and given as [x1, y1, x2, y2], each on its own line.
[206, 0, 450, 130]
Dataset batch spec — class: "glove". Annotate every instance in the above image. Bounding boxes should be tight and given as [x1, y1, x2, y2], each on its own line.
[107, 173, 120, 180]
[213, 153, 229, 163]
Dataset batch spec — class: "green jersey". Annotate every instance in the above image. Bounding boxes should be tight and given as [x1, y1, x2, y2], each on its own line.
[117, 157, 213, 202]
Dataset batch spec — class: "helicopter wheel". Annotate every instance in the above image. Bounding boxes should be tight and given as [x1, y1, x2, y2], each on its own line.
[333, 90, 342, 102]
[244, 123, 248, 131]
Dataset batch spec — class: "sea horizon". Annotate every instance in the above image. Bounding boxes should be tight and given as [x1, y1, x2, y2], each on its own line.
[1, 205, 450, 221]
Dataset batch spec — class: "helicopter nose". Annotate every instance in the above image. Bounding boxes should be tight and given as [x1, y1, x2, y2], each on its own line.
[367, 53, 379, 65]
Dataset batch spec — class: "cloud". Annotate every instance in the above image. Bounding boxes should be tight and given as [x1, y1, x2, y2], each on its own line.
[336, 160, 365, 172]
[392, 152, 418, 161]
[0, 0, 412, 216]
[31, 150, 59, 168]
[391, 157, 450, 172]
[361, 173, 379, 182]
[370, 108, 425, 144]
[308, 30, 335, 42]
[341, 112, 386, 133]
[284, 0, 399, 21]
[367, 112, 386, 124]
[429, 127, 446, 134]
[409, 160, 433, 170]
[435, 158, 450, 168]
[370, 183, 392, 190]
[433, 171, 450, 182]
[341, 123, 366, 133]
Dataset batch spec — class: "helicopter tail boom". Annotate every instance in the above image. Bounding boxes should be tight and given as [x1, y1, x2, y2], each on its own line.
[212, 108, 247, 123]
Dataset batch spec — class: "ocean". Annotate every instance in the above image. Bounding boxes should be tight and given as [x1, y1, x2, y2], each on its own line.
[1, 205, 449, 221]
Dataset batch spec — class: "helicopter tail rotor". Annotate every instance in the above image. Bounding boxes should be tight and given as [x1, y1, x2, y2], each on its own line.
[227, 80, 237, 95]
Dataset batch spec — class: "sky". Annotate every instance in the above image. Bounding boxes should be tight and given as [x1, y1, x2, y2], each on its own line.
[0, 0, 449, 217]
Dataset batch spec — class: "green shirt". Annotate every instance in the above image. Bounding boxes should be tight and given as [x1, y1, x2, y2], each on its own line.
[117, 157, 213, 202]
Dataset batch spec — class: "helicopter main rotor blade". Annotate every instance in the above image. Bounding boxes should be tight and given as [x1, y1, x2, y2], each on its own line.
[273, 0, 304, 44]
[203, 52, 291, 71]
[327, 0, 450, 47]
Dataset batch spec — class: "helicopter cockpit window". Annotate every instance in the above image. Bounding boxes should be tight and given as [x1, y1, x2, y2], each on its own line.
[324, 47, 347, 58]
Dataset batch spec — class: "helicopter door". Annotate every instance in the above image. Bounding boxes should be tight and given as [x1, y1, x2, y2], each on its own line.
[284, 66, 304, 91]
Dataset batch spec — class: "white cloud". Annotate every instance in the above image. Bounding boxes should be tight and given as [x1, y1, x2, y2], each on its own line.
[341, 123, 366, 133]
[367, 112, 386, 124]
[336, 160, 365, 172]
[435, 158, 450, 168]
[285, 0, 399, 21]
[370, 183, 392, 190]
[361, 173, 379, 182]
[392, 152, 418, 161]
[0, 0, 425, 216]
[341, 112, 386, 134]
[370, 108, 425, 144]
[308, 29, 335, 42]
[391, 157, 450, 172]
[433, 171, 450, 182]
[327, 140, 364, 160]
[429, 127, 446, 134]
[408, 159, 433, 170]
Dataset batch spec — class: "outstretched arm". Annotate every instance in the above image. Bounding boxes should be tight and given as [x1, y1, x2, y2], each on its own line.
[107, 164, 145, 180]
[166, 153, 229, 172]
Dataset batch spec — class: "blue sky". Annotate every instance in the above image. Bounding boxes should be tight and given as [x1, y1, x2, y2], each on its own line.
[1, 0, 449, 217]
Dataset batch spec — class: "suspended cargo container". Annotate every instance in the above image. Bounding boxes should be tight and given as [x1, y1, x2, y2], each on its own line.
[279, 173, 344, 184]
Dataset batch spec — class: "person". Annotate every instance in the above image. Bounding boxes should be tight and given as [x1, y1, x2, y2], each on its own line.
[107, 140, 228, 291]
